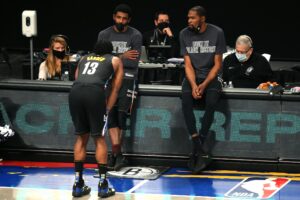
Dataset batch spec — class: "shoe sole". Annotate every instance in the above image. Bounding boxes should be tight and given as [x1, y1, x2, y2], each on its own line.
[72, 187, 91, 197]
[72, 190, 91, 197]
[98, 191, 115, 198]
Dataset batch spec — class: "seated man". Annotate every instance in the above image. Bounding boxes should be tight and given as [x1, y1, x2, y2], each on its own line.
[222, 35, 273, 88]
[143, 11, 179, 62]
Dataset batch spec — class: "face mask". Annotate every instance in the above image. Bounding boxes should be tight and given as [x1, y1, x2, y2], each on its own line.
[115, 23, 125, 32]
[235, 52, 248, 62]
[52, 49, 65, 59]
[157, 22, 169, 31]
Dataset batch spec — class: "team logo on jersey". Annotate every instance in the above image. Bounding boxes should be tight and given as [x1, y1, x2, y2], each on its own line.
[107, 167, 160, 179]
[112, 41, 130, 53]
[224, 177, 290, 199]
[245, 66, 254, 76]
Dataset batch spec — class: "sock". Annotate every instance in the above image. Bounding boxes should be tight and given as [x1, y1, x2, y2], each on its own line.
[192, 136, 204, 155]
[98, 163, 108, 185]
[74, 161, 84, 185]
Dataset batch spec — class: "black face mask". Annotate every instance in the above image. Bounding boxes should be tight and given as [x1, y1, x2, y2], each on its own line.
[157, 22, 169, 31]
[52, 49, 65, 59]
[115, 23, 125, 32]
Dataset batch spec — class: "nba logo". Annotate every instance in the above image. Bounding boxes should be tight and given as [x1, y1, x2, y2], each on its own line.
[225, 177, 290, 199]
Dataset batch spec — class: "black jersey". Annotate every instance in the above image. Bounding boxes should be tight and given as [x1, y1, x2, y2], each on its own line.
[75, 53, 114, 85]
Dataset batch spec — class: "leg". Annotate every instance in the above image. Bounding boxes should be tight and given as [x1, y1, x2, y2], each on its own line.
[182, 78, 210, 174]
[181, 87, 197, 136]
[108, 79, 135, 170]
[108, 110, 128, 171]
[109, 127, 128, 171]
[107, 106, 121, 169]
[84, 85, 115, 198]
[182, 79, 204, 154]
[109, 127, 122, 155]
[193, 78, 221, 174]
[94, 136, 108, 164]
[94, 134, 115, 198]
[72, 133, 91, 197]
[199, 78, 221, 153]
[69, 85, 100, 197]
[113, 111, 129, 170]
[74, 133, 90, 161]
[199, 89, 220, 138]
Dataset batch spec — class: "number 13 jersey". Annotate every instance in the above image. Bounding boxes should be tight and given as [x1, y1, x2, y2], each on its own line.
[75, 53, 114, 85]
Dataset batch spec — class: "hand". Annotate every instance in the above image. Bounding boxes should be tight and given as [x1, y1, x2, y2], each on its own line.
[101, 111, 109, 136]
[196, 83, 207, 99]
[192, 86, 202, 99]
[122, 50, 139, 60]
[162, 27, 173, 38]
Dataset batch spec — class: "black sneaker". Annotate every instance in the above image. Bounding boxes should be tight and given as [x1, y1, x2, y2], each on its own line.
[107, 153, 116, 171]
[114, 153, 128, 171]
[98, 179, 115, 198]
[72, 181, 91, 197]
[192, 153, 212, 174]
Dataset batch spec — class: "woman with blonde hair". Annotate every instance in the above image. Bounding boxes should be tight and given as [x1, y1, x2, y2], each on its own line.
[38, 35, 70, 80]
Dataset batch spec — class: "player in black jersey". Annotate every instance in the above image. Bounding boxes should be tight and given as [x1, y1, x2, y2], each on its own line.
[69, 39, 123, 198]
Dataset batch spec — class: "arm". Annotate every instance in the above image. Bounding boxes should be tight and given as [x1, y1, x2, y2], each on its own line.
[97, 30, 105, 43]
[38, 61, 47, 80]
[106, 56, 124, 111]
[74, 57, 84, 80]
[197, 54, 222, 95]
[74, 66, 79, 80]
[163, 27, 174, 38]
[184, 54, 201, 99]
[120, 32, 143, 61]
[222, 56, 229, 82]
[119, 50, 139, 60]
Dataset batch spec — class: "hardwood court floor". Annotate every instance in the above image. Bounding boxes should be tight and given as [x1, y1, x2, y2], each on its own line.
[0, 161, 300, 200]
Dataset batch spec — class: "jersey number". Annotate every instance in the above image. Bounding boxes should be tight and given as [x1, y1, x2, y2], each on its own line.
[82, 62, 99, 75]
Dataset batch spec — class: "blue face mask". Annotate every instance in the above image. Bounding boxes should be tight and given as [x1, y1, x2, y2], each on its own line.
[235, 52, 248, 62]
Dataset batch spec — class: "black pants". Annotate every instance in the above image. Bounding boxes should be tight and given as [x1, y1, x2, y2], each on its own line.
[181, 77, 222, 137]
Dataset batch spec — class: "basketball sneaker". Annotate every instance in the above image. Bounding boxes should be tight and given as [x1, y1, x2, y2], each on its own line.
[98, 179, 115, 198]
[72, 181, 91, 197]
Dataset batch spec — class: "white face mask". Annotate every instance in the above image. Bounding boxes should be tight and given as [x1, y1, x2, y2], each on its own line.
[235, 52, 248, 62]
